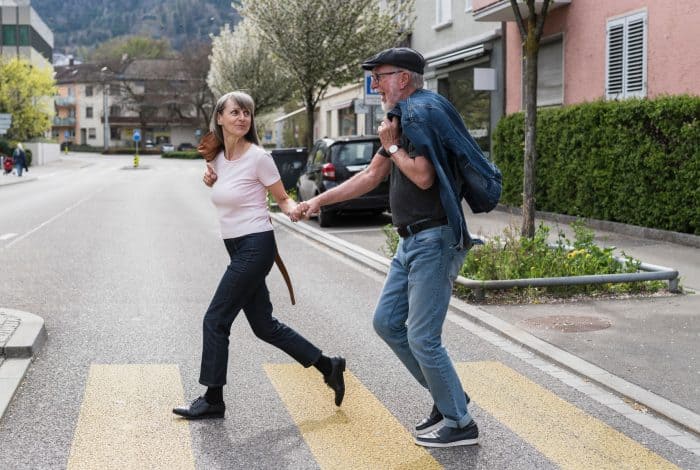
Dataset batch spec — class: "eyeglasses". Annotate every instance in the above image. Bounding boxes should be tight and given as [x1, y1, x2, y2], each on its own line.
[370, 70, 403, 82]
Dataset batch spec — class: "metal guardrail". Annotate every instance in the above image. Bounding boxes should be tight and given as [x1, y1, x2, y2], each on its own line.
[457, 243, 680, 300]
[53, 116, 76, 126]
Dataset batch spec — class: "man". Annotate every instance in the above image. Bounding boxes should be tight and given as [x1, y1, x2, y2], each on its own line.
[12, 143, 27, 177]
[292, 47, 478, 447]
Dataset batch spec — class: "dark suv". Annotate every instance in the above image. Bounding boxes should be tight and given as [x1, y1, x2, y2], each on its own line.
[296, 136, 389, 227]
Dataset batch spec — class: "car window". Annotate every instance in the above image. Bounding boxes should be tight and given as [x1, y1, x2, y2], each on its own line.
[332, 142, 376, 166]
[313, 144, 326, 165]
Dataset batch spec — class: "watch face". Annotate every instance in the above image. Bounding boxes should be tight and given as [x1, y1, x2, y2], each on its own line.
[389, 145, 399, 154]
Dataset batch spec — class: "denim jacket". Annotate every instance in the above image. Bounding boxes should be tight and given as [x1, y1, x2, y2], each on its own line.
[389, 88, 476, 250]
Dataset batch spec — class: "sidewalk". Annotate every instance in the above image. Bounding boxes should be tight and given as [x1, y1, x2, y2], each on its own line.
[0, 157, 88, 188]
[272, 208, 700, 438]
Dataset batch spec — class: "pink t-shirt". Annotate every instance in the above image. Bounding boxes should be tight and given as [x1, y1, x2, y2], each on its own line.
[210, 144, 280, 239]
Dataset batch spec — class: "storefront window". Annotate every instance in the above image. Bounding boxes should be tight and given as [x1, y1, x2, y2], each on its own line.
[437, 66, 491, 155]
[337, 106, 357, 136]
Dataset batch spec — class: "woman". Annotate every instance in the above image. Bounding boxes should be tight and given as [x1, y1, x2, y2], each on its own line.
[174, 91, 346, 419]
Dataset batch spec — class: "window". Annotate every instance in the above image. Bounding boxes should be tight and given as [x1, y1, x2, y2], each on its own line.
[436, 0, 452, 26]
[337, 106, 357, 136]
[537, 37, 563, 106]
[2, 26, 16, 45]
[465, 0, 473, 12]
[109, 105, 120, 116]
[88, 128, 96, 139]
[86, 107, 93, 118]
[18, 26, 30, 45]
[606, 12, 647, 99]
[85, 86, 93, 97]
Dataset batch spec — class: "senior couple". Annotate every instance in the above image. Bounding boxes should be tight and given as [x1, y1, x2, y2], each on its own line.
[173, 47, 479, 448]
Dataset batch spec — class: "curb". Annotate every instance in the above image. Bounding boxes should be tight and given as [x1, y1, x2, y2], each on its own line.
[271, 212, 700, 437]
[0, 176, 38, 188]
[0, 309, 46, 419]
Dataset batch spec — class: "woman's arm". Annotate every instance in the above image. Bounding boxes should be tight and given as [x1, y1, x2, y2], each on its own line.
[267, 179, 300, 222]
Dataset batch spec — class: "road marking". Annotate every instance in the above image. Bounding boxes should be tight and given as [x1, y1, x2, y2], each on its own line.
[67, 364, 194, 470]
[0, 233, 18, 241]
[265, 364, 440, 469]
[456, 361, 679, 470]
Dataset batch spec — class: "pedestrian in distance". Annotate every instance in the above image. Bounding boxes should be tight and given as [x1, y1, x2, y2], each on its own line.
[293, 47, 479, 448]
[173, 91, 346, 420]
[12, 143, 27, 177]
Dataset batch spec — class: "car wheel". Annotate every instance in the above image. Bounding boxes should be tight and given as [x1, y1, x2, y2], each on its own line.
[318, 208, 335, 227]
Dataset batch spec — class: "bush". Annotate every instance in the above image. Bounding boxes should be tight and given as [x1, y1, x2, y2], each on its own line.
[382, 221, 665, 301]
[161, 150, 202, 159]
[102, 147, 162, 155]
[493, 95, 700, 235]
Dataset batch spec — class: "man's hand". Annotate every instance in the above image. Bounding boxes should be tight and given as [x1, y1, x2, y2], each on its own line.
[295, 197, 321, 220]
[378, 116, 400, 151]
[203, 163, 217, 187]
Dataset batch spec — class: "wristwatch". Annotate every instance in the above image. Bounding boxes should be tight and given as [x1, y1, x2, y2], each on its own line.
[388, 144, 400, 155]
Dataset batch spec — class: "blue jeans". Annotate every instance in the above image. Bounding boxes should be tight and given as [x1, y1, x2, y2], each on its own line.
[373, 225, 471, 428]
[199, 230, 322, 387]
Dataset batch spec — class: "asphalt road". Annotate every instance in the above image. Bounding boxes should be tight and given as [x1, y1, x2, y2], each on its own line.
[0, 154, 698, 469]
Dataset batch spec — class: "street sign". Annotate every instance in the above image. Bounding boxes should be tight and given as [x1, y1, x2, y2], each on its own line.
[363, 73, 381, 106]
[0, 113, 11, 134]
[133, 129, 141, 142]
[195, 129, 202, 138]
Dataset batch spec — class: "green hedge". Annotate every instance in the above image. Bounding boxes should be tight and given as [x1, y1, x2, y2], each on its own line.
[102, 147, 162, 155]
[493, 95, 700, 235]
[161, 150, 202, 159]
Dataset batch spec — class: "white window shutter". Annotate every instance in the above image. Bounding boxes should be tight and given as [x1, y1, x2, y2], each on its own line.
[625, 14, 647, 97]
[606, 19, 625, 99]
[606, 12, 647, 99]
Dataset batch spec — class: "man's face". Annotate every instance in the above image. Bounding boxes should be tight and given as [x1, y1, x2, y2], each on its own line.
[370, 64, 407, 112]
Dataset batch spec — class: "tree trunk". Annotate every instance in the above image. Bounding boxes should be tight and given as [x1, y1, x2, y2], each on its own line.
[304, 92, 315, 150]
[521, 31, 539, 238]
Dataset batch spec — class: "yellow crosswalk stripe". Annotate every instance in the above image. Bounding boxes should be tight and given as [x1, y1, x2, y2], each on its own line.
[265, 364, 441, 470]
[456, 361, 678, 470]
[67, 364, 195, 470]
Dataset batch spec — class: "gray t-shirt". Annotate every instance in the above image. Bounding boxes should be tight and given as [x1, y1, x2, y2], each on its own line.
[389, 136, 446, 227]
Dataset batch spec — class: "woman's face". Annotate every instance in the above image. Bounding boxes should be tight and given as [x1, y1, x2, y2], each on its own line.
[217, 99, 252, 139]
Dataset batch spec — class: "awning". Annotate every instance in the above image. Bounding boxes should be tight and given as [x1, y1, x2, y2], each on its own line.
[473, 0, 571, 22]
[427, 44, 486, 69]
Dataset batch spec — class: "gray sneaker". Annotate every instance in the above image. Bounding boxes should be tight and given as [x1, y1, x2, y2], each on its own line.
[415, 420, 479, 448]
[414, 393, 471, 434]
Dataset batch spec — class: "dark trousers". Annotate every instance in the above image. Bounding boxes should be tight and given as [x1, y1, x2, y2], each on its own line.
[199, 230, 321, 387]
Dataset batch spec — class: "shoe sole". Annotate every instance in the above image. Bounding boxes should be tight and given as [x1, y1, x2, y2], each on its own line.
[172, 411, 225, 420]
[415, 418, 445, 435]
[414, 436, 479, 448]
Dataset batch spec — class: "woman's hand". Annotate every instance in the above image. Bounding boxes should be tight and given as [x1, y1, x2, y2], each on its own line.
[203, 163, 217, 187]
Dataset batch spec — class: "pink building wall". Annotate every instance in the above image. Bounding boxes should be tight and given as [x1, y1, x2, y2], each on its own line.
[500, 0, 699, 114]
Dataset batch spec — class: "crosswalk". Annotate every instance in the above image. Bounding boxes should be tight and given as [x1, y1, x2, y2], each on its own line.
[66, 362, 682, 469]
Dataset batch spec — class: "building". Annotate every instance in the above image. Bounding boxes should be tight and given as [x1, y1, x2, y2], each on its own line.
[472, 0, 700, 114]
[52, 59, 204, 149]
[411, 0, 504, 157]
[0, 0, 52, 69]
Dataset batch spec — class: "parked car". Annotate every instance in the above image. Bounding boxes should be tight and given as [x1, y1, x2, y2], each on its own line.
[296, 136, 389, 227]
[160, 143, 175, 152]
[177, 142, 195, 151]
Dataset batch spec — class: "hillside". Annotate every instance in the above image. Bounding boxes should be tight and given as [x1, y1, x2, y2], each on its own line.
[32, 0, 240, 54]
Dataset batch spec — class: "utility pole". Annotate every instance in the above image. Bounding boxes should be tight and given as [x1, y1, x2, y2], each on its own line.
[101, 67, 110, 152]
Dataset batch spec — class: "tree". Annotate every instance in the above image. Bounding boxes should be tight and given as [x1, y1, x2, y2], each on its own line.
[240, 0, 413, 149]
[208, 18, 294, 115]
[0, 58, 56, 141]
[509, 0, 552, 238]
[88, 35, 175, 64]
[180, 41, 217, 130]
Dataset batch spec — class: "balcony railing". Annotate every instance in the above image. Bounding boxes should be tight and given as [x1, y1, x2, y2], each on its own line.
[53, 116, 76, 126]
[55, 96, 76, 106]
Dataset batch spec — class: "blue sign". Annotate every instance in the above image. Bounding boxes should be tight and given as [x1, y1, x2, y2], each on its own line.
[365, 74, 380, 96]
[195, 129, 202, 138]
[64, 130, 70, 138]
[133, 129, 141, 142]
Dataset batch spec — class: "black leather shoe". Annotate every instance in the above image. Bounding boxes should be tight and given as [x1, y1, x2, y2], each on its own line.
[323, 356, 346, 406]
[173, 396, 225, 420]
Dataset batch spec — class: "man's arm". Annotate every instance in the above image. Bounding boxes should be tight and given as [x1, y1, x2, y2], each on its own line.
[296, 154, 391, 219]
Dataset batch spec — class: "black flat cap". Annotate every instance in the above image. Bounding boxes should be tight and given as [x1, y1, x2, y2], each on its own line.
[361, 47, 425, 74]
